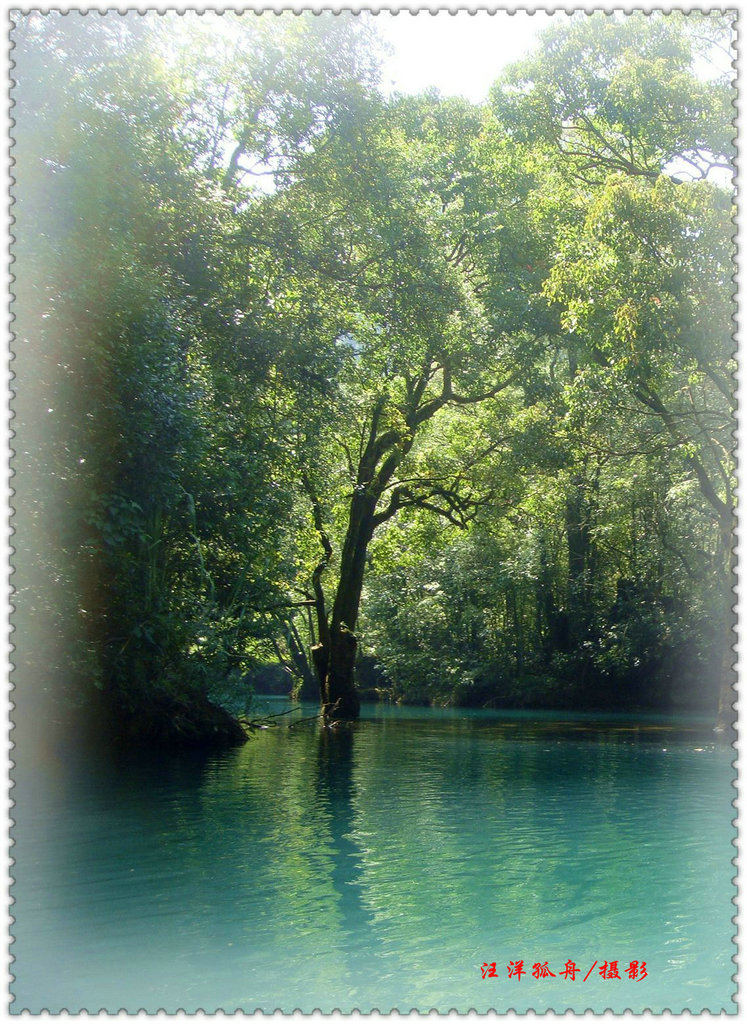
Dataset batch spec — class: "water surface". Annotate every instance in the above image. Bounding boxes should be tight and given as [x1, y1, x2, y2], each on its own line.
[11, 704, 736, 1012]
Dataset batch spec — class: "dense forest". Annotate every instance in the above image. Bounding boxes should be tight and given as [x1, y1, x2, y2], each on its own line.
[12, 11, 735, 747]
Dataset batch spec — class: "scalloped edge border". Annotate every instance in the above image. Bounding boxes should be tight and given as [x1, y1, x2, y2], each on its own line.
[4, 3, 739, 1015]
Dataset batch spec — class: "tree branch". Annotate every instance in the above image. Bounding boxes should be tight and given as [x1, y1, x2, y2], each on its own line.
[634, 384, 732, 528]
[372, 486, 405, 528]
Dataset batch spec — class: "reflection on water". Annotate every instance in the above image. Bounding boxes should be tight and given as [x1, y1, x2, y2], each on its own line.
[11, 705, 736, 1013]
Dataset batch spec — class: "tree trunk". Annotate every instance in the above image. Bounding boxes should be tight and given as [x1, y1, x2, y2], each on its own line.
[325, 626, 361, 719]
[564, 347, 592, 660]
[537, 532, 558, 652]
[715, 620, 735, 739]
[566, 472, 590, 647]
[313, 491, 376, 721]
[314, 625, 362, 721]
[715, 520, 736, 739]
[285, 620, 319, 701]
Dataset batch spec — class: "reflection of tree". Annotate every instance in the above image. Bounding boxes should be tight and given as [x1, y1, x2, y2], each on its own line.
[314, 725, 384, 986]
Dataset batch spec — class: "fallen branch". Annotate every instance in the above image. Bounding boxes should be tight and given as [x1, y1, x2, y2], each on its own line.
[287, 710, 326, 729]
[238, 706, 303, 731]
[288, 698, 343, 729]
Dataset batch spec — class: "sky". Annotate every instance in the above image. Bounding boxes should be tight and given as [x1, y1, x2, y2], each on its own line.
[373, 10, 564, 104]
[368, 10, 733, 104]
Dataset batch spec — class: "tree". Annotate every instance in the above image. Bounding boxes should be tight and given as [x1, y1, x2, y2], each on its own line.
[492, 10, 735, 723]
[11, 11, 392, 741]
[250, 92, 552, 719]
[356, 12, 734, 720]
[12, 12, 221, 736]
[493, 11, 735, 185]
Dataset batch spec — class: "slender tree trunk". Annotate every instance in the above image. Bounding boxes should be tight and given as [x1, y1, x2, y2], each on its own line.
[716, 519, 736, 737]
[564, 344, 591, 661]
[286, 619, 319, 701]
[509, 585, 524, 677]
[566, 472, 590, 647]
[537, 531, 557, 649]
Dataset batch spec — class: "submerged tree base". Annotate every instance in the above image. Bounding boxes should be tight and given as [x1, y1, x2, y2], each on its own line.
[322, 691, 361, 722]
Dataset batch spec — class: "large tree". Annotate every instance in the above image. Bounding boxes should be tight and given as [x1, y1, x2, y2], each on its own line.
[248, 91, 551, 719]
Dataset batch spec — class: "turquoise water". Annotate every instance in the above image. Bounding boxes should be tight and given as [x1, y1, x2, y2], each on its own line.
[11, 704, 736, 1013]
